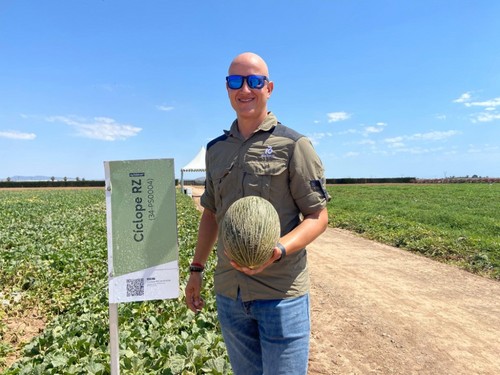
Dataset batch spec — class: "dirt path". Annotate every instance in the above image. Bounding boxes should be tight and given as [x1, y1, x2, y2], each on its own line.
[307, 228, 500, 375]
[188, 186, 500, 375]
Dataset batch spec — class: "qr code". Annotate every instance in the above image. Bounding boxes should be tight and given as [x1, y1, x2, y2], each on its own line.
[126, 278, 145, 297]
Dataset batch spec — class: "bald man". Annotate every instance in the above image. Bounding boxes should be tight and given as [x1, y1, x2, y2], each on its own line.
[185, 52, 329, 374]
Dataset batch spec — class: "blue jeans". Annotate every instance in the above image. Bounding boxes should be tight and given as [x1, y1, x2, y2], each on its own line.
[216, 292, 310, 375]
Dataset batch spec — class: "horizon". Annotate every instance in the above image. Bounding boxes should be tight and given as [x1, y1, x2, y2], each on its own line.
[1, 1, 499, 180]
[2, 174, 498, 183]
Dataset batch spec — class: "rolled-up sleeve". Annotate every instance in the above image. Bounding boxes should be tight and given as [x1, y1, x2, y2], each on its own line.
[289, 137, 330, 216]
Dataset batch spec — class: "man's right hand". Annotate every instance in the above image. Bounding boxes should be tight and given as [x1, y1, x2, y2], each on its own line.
[185, 272, 205, 313]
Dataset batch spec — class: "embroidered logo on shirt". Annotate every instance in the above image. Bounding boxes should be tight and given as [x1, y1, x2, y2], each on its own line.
[261, 146, 275, 159]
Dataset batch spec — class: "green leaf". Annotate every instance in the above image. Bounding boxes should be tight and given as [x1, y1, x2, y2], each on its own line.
[49, 354, 67, 368]
[85, 361, 105, 374]
[168, 354, 187, 374]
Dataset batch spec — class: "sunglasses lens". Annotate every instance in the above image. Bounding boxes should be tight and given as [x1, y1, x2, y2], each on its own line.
[227, 75, 243, 89]
[226, 75, 267, 89]
[247, 75, 265, 89]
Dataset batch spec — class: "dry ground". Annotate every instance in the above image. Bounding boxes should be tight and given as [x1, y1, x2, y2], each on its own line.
[189, 186, 500, 375]
[307, 228, 500, 375]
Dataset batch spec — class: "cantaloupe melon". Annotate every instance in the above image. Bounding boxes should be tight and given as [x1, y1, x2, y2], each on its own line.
[221, 196, 281, 269]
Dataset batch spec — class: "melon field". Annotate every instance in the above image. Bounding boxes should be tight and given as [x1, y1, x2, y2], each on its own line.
[0, 184, 499, 374]
[0, 190, 228, 374]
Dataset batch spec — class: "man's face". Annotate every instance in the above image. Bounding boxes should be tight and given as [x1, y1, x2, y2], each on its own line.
[227, 57, 273, 122]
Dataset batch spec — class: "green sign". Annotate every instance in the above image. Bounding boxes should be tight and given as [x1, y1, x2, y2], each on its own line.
[104, 158, 179, 303]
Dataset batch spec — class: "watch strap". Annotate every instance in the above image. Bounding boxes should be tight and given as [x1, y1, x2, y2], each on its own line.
[274, 242, 286, 262]
[189, 262, 205, 273]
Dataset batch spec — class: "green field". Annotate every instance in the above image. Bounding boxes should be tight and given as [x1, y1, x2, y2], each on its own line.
[0, 184, 499, 373]
[0, 189, 228, 374]
[326, 184, 500, 279]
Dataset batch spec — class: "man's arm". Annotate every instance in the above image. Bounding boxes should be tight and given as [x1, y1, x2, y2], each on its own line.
[279, 206, 328, 255]
[185, 208, 218, 313]
[230, 207, 328, 275]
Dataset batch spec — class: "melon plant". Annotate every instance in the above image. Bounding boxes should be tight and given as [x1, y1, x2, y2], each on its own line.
[221, 196, 281, 269]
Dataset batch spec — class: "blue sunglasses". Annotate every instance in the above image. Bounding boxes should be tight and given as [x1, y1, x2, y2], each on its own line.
[226, 75, 269, 90]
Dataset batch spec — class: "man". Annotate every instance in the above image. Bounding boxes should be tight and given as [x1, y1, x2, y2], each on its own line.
[185, 52, 329, 374]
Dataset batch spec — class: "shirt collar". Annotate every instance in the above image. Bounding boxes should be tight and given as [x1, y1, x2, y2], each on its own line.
[227, 112, 279, 139]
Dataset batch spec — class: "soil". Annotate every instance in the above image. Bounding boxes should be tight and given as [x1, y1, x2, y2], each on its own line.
[307, 229, 500, 375]
[188, 186, 500, 375]
[2, 311, 46, 369]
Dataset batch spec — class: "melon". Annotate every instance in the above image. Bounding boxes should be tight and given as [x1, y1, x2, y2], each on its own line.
[221, 196, 281, 269]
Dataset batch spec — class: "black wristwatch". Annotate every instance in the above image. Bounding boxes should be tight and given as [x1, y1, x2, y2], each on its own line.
[189, 263, 205, 273]
[274, 243, 286, 262]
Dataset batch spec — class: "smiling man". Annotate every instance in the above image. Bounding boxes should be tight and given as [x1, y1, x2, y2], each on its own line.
[225, 53, 273, 137]
[185, 52, 330, 375]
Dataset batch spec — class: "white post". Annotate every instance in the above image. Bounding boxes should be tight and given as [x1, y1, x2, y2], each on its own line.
[109, 303, 120, 375]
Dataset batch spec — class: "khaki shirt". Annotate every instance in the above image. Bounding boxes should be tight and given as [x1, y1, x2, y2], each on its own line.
[201, 112, 329, 301]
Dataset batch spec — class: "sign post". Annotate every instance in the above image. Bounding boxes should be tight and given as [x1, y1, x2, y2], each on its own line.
[104, 158, 179, 374]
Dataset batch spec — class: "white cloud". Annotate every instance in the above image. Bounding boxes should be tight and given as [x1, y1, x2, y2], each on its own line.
[453, 92, 500, 123]
[467, 143, 499, 154]
[338, 122, 386, 137]
[338, 128, 358, 135]
[94, 83, 129, 92]
[388, 142, 405, 148]
[327, 112, 351, 123]
[307, 132, 333, 145]
[45, 115, 141, 141]
[344, 151, 359, 157]
[465, 97, 500, 108]
[363, 126, 384, 135]
[359, 122, 387, 136]
[384, 136, 404, 144]
[408, 130, 461, 141]
[471, 112, 500, 123]
[467, 145, 482, 153]
[0, 130, 36, 140]
[453, 92, 472, 103]
[383, 131, 459, 147]
[390, 146, 445, 155]
[45, 115, 79, 125]
[157, 105, 175, 111]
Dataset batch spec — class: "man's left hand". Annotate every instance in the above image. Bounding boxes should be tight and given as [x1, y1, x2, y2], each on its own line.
[228, 246, 282, 275]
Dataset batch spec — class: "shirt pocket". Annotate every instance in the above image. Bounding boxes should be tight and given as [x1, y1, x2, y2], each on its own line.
[243, 160, 288, 200]
[211, 161, 236, 211]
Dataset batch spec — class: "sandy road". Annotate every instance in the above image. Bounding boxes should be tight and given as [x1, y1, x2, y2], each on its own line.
[307, 228, 500, 375]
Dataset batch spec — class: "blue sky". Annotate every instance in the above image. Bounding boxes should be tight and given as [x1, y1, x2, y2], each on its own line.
[1, 0, 499, 180]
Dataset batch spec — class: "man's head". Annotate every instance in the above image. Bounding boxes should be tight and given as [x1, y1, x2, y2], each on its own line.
[226, 52, 274, 124]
